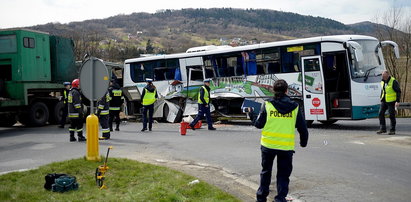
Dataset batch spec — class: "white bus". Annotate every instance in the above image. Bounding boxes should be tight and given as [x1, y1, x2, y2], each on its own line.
[122, 35, 399, 125]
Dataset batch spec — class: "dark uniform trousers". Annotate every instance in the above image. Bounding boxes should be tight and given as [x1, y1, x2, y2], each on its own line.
[191, 104, 213, 129]
[69, 118, 83, 137]
[99, 115, 110, 138]
[378, 101, 396, 131]
[109, 110, 121, 130]
[60, 103, 68, 126]
[142, 104, 154, 130]
[257, 146, 293, 202]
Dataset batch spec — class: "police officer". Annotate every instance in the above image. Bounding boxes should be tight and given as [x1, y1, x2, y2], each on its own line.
[189, 79, 216, 130]
[109, 79, 124, 131]
[98, 91, 111, 140]
[141, 78, 158, 132]
[68, 79, 86, 142]
[253, 79, 308, 202]
[58, 81, 71, 128]
[377, 70, 401, 135]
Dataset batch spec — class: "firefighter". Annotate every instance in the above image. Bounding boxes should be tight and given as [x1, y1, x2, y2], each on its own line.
[189, 79, 216, 130]
[140, 78, 158, 132]
[68, 79, 86, 142]
[253, 79, 308, 202]
[98, 91, 111, 140]
[58, 81, 71, 128]
[109, 79, 124, 131]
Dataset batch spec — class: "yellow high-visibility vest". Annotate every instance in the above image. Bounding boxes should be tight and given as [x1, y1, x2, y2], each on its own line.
[197, 86, 210, 104]
[142, 88, 156, 106]
[381, 77, 397, 102]
[261, 102, 298, 151]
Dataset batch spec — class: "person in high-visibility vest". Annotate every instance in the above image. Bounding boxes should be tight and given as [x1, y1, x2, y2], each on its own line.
[252, 79, 308, 202]
[109, 79, 124, 131]
[97, 91, 111, 140]
[58, 82, 71, 128]
[141, 78, 158, 132]
[377, 70, 401, 135]
[68, 79, 86, 142]
[189, 79, 216, 130]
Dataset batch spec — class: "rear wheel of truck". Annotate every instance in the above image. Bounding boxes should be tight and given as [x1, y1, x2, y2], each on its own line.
[49, 101, 64, 124]
[28, 102, 49, 126]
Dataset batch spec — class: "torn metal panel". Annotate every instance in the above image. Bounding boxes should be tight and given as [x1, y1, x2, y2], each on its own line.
[183, 99, 215, 116]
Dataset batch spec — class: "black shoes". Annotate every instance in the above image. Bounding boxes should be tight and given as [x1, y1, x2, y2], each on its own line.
[99, 136, 110, 140]
[208, 127, 216, 130]
[115, 128, 120, 131]
[70, 137, 77, 142]
[141, 128, 147, 132]
[149, 128, 152, 131]
[388, 130, 395, 135]
[78, 136, 86, 142]
[376, 130, 387, 134]
[189, 125, 195, 130]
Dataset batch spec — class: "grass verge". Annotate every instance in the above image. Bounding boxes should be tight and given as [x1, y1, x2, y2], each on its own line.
[0, 157, 240, 202]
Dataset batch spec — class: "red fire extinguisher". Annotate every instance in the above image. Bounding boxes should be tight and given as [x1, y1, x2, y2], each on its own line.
[180, 121, 189, 135]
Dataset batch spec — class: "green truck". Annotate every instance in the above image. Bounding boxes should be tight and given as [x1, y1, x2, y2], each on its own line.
[0, 29, 78, 126]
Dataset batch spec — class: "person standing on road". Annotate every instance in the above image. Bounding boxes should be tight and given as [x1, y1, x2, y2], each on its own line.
[58, 81, 71, 128]
[98, 91, 111, 140]
[252, 79, 308, 202]
[190, 79, 216, 130]
[377, 70, 401, 135]
[140, 78, 158, 132]
[68, 79, 86, 142]
[109, 79, 124, 131]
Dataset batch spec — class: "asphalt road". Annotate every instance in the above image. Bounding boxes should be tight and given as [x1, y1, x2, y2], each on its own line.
[0, 118, 410, 202]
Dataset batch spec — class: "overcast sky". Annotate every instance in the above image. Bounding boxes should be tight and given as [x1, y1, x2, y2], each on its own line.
[1, 0, 410, 29]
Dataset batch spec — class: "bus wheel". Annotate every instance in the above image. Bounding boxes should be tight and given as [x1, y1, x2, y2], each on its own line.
[28, 102, 49, 126]
[319, 120, 338, 125]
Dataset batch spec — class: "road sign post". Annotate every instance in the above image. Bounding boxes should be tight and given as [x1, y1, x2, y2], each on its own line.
[80, 57, 110, 161]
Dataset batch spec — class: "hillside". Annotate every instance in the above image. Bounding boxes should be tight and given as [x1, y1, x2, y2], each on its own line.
[27, 8, 378, 61]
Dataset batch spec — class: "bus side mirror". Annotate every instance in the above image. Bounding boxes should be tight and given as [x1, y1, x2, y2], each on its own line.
[381, 41, 400, 59]
[345, 41, 364, 62]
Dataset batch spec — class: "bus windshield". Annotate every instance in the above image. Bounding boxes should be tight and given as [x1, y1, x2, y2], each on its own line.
[350, 40, 384, 82]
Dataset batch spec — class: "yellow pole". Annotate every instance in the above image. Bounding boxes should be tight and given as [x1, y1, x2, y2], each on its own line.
[86, 114, 101, 161]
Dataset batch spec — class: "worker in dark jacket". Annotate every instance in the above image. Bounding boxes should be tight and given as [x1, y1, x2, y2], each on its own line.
[141, 78, 158, 131]
[109, 79, 124, 131]
[377, 70, 401, 135]
[190, 79, 216, 130]
[68, 79, 86, 142]
[252, 79, 308, 202]
[98, 91, 111, 140]
[58, 81, 71, 128]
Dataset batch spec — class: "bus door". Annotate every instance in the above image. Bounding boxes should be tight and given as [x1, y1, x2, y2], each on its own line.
[301, 56, 327, 121]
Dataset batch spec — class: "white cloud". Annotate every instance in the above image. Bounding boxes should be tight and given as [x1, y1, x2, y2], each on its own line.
[1, 0, 410, 28]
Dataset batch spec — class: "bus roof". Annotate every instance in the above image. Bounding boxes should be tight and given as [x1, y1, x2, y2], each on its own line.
[124, 35, 378, 64]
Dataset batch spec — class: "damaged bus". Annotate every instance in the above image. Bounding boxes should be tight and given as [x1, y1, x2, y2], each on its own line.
[122, 35, 399, 125]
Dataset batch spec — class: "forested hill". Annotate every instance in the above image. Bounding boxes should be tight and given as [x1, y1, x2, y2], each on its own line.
[28, 8, 378, 61]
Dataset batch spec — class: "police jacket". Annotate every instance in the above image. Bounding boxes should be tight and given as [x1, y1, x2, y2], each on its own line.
[253, 95, 308, 147]
[109, 83, 124, 109]
[141, 84, 158, 105]
[97, 92, 110, 116]
[198, 85, 211, 104]
[68, 88, 83, 118]
[63, 89, 70, 104]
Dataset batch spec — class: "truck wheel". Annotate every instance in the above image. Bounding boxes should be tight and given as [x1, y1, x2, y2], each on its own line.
[28, 102, 49, 126]
[0, 115, 17, 127]
[49, 101, 64, 124]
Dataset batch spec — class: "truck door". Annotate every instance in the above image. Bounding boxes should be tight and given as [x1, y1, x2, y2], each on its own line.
[301, 56, 327, 121]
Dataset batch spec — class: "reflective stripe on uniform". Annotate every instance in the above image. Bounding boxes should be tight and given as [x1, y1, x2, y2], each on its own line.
[109, 107, 120, 110]
[77, 128, 83, 132]
[98, 105, 105, 109]
[101, 128, 110, 133]
[100, 110, 109, 115]
[69, 113, 79, 118]
[261, 102, 298, 151]
[74, 104, 81, 109]
[69, 128, 76, 131]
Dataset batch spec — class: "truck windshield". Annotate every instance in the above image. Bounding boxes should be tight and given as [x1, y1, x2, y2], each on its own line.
[350, 40, 384, 83]
[0, 35, 17, 53]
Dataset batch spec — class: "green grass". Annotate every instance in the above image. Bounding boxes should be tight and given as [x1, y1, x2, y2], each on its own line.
[0, 158, 240, 202]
